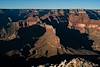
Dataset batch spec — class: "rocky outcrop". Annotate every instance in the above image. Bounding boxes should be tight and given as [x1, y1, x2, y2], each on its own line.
[89, 29, 100, 51]
[27, 24, 66, 59]
[26, 16, 40, 27]
[32, 58, 98, 67]
[0, 22, 19, 40]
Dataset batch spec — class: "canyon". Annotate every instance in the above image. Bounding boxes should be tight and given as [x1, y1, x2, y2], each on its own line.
[0, 9, 100, 66]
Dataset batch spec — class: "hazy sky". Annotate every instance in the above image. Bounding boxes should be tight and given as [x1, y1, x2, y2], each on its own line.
[0, 0, 100, 9]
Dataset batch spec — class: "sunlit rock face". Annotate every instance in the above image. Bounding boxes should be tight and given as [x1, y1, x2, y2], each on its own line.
[89, 29, 100, 51]
[26, 16, 40, 27]
[63, 58, 98, 67]
[27, 24, 66, 59]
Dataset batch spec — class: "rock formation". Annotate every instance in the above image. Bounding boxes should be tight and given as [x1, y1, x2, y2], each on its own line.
[0, 9, 100, 67]
[27, 24, 66, 59]
[34, 58, 98, 67]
